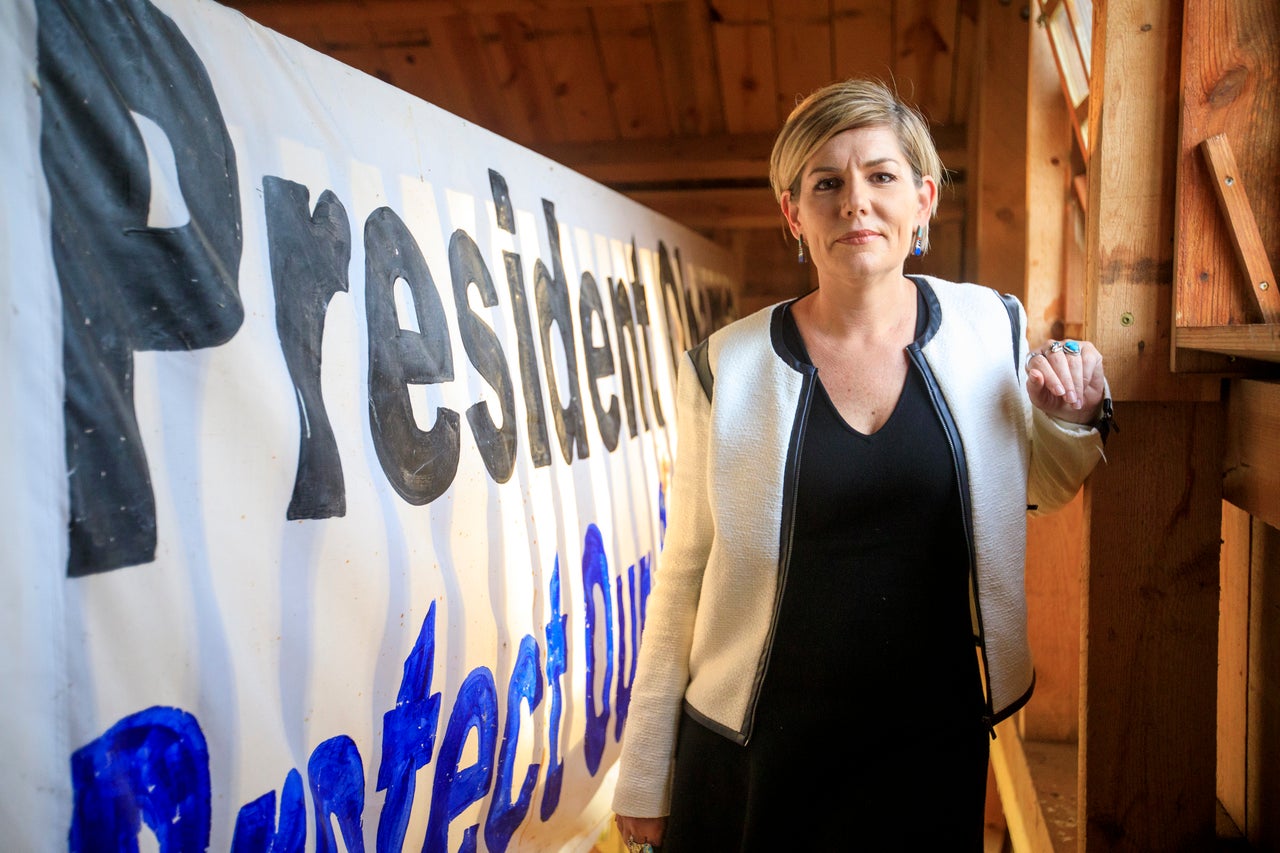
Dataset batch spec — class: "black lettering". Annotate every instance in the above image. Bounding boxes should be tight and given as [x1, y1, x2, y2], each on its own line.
[533, 201, 587, 463]
[449, 229, 516, 483]
[610, 278, 643, 438]
[578, 271, 620, 452]
[657, 240, 694, 362]
[629, 240, 664, 429]
[38, 0, 243, 575]
[365, 207, 459, 505]
[492, 170, 552, 469]
[263, 177, 351, 520]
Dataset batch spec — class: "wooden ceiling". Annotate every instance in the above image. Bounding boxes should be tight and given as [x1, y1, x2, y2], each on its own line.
[220, 0, 986, 314]
[221, 0, 978, 237]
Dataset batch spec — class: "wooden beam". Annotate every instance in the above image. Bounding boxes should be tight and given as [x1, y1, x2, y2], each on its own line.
[989, 727, 1077, 852]
[1223, 378, 1280, 529]
[533, 133, 779, 184]
[1082, 402, 1224, 850]
[1081, 2, 1224, 850]
[1087, 0, 1219, 401]
[967, 0, 1028, 296]
[619, 187, 782, 230]
[1246, 520, 1280, 844]
[1198, 134, 1280, 323]
[223, 0, 684, 29]
[1026, 7, 1076, 347]
[1174, 323, 1280, 363]
[533, 125, 969, 186]
[1217, 501, 1250, 832]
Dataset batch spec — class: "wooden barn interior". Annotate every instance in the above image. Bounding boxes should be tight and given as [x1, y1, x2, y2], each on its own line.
[219, 1, 1280, 850]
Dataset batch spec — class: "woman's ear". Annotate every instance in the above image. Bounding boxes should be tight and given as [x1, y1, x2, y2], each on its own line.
[780, 190, 801, 238]
[917, 175, 938, 220]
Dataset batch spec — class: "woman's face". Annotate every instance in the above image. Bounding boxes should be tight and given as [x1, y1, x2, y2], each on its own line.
[781, 125, 936, 286]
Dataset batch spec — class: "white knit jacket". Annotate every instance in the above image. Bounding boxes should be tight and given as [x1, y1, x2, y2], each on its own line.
[611, 275, 1107, 818]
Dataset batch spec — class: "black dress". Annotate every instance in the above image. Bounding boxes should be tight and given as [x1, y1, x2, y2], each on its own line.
[662, 295, 990, 852]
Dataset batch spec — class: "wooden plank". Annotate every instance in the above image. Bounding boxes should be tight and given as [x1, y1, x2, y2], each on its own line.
[1223, 379, 1280, 530]
[1024, 494, 1082, 742]
[710, 0, 778, 133]
[832, 0, 894, 83]
[1087, 0, 1220, 401]
[990, 727, 1076, 852]
[1173, 0, 1280, 371]
[367, 21, 474, 119]
[1217, 500, 1250, 833]
[1174, 323, 1280, 364]
[592, 5, 672, 139]
[1247, 519, 1280, 847]
[534, 9, 616, 143]
[470, 12, 556, 144]
[1026, 9, 1075, 347]
[771, 0, 834, 124]
[967, 0, 1028, 298]
[894, 0, 960, 125]
[225, 0, 687, 27]
[1197, 134, 1280, 323]
[1081, 401, 1223, 851]
[534, 132, 775, 182]
[436, 14, 526, 141]
[950, 1, 979, 129]
[735, 226, 813, 308]
[533, 123, 968, 184]
[622, 186, 787, 229]
[1086, 11, 1223, 849]
[650, 0, 725, 135]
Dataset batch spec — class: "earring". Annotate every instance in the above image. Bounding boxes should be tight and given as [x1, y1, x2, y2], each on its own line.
[797, 235, 807, 264]
[912, 226, 925, 257]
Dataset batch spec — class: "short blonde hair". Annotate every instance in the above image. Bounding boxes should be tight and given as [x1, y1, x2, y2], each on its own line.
[769, 78, 945, 224]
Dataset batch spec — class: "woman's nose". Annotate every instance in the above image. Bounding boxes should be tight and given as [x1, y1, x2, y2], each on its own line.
[841, 179, 864, 216]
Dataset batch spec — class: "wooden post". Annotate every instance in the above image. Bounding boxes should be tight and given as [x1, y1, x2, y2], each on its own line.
[968, 3, 1029, 841]
[1079, 1, 1223, 849]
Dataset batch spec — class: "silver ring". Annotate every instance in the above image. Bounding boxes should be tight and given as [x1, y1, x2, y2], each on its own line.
[1063, 339, 1081, 354]
[1025, 351, 1043, 368]
[1047, 340, 1064, 354]
[627, 839, 655, 853]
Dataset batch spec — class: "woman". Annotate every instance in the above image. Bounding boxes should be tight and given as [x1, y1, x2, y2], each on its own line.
[612, 78, 1110, 851]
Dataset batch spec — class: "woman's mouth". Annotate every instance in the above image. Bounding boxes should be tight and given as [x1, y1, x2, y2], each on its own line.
[837, 230, 880, 245]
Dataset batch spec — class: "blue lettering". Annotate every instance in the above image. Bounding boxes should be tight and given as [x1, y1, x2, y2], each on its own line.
[69, 706, 210, 853]
[67, 527, 660, 847]
[484, 635, 543, 852]
[426, 669, 498, 852]
[376, 601, 443, 853]
[581, 523, 614, 775]
[232, 768, 306, 853]
[308, 736, 365, 853]
[540, 555, 568, 820]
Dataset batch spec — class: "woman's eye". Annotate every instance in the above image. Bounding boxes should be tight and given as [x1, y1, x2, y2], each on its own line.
[871, 172, 897, 184]
[814, 177, 840, 191]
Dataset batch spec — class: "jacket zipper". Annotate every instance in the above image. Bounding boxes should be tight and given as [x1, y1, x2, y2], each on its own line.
[907, 345, 998, 739]
[739, 367, 816, 745]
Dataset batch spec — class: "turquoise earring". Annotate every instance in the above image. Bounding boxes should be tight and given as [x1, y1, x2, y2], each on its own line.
[912, 226, 925, 257]
[797, 235, 806, 264]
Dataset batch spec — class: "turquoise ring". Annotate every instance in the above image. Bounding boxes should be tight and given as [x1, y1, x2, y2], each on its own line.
[1063, 340, 1081, 354]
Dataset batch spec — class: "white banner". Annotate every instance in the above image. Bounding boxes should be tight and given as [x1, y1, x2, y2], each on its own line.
[0, 0, 738, 849]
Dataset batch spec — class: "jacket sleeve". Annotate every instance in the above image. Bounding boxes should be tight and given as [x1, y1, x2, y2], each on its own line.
[611, 347, 716, 818]
[1027, 405, 1108, 515]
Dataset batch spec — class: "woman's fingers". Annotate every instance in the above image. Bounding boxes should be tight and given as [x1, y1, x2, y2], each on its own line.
[1027, 339, 1105, 420]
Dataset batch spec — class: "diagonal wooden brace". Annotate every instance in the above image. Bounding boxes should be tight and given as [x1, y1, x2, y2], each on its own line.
[1199, 133, 1280, 323]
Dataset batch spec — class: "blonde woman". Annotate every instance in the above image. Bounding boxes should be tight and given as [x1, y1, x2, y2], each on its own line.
[612, 78, 1110, 850]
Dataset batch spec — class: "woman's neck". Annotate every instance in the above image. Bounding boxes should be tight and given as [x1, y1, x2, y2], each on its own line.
[799, 272, 916, 341]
